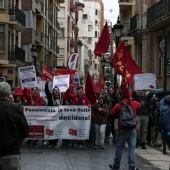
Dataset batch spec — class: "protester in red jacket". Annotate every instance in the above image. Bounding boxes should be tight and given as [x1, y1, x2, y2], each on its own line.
[64, 86, 91, 149]
[23, 87, 45, 106]
[109, 90, 142, 170]
[64, 86, 91, 107]
[23, 87, 45, 147]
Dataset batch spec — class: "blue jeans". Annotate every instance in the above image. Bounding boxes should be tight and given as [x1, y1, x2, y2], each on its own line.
[114, 129, 137, 168]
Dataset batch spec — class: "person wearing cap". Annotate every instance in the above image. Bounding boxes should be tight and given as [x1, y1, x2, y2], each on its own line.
[92, 95, 108, 149]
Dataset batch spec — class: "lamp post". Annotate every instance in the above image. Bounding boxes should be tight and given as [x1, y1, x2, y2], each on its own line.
[112, 16, 124, 88]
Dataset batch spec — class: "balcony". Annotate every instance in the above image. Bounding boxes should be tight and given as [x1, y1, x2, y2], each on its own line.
[8, 46, 25, 63]
[129, 14, 143, 33]
[9, 6, 25, 31]
[35, 29, 43, 45]
[35, 0, 43, 15]
[147, 0, 170, 27]
[121, 23, 130, 36]
[119, 0, 134, 10]
[48, 11, 53, 23]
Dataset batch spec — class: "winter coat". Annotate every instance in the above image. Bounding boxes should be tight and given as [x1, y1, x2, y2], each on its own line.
[0, 98, 29, 157]
[93, 102, 108, 125]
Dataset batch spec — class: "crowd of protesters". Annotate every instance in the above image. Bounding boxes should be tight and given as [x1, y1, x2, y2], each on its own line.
[2, 79, 170, 170]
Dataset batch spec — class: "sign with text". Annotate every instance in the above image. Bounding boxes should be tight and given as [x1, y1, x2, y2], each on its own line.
[18, 66, 38, 89]
[24, 105, 91, 140]
[134, 73, 156, 90]
[53, 74, 70, 92]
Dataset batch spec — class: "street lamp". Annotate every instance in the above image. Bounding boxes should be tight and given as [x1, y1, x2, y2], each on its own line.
[112, 15, 124, 88]
[30, 46, 38, 66]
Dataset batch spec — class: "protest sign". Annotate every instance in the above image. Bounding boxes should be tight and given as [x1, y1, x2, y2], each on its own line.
[18, 66, 38, 88]
[134, 73, 156, 90]
[53, 75, 70, 92]
[24, 105, 91, 140]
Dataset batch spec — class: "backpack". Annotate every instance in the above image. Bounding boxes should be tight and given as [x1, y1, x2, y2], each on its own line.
[119, 102, 136, 129]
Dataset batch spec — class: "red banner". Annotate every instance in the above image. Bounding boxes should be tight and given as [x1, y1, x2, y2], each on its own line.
[41, 65, 53, 81]
[112, 41, 143, 85]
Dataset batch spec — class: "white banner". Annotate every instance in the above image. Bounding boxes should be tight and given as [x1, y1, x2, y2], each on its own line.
[67, 53, 79, 70]
[53, 75, 70, 93]
[18, 66, 38, 89]
[134, 73, 156, 90]
[24, 106, 91, 140]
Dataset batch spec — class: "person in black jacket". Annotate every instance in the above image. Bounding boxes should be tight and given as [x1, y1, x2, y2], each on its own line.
[132, 90, 154, 149]
[0, 82, 29, 170]
[45, 80, 63, 148]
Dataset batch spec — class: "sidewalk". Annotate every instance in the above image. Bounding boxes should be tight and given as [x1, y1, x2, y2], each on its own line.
[136, 145, 170, 170]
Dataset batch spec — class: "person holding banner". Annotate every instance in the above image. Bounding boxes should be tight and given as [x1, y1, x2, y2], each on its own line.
[0, 82, 29, 170]
[64, 86, 91, 149]
[45, 80, 64, 148]
[23, 87, 45, 147]
[92, 95, 108, 149]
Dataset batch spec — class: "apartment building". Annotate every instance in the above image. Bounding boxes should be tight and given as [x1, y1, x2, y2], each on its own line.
[129, 0, 170, 88]
[119, 0, 135, 59]
[79, 0, 104, 83]
[0, 0, 64, 87]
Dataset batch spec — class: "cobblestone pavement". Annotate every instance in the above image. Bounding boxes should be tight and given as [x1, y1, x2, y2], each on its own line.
[20, 139, 160, 170]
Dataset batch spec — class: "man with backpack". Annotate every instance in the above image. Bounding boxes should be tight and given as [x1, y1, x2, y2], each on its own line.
[109, 89, 142, 170]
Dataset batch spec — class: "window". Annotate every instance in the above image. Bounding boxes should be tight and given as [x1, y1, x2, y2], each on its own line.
[58, 7, 65, 18]
[88, 25, 92, 32]
[94, 64, 97, 70]
[95, 20, 98, 26]
[95, 31, 98, 37]
[59, 28, 64, 38]
[0, 0, 4, 8]
[83, 14, 88, 19]
[95, 9, 98, 15]
[0, 24, 5, 51]
[59, 48, 64, 58]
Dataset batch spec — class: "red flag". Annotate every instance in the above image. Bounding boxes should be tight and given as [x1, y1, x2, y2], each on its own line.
[112, 41, 143, 85]
[96, 76, 105, 91]
[85, 72, 100, 105]
[69, 128, 77, 136]
[94, 22, 111, 56]
[41, 65, 53, 81]
[120, 66, 131, 104]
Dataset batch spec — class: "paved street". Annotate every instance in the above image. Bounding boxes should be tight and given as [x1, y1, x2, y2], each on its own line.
[20, 139, 162, 170]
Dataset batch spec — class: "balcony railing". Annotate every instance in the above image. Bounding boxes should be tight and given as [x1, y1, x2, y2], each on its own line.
[130, 14, 143, 33]
[8, 46, 25, 62]
[147, 0, 170, 25]
[9, 6, 25, 26]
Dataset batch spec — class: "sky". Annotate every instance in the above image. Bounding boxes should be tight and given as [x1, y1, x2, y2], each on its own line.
[102, 0, 119, 25]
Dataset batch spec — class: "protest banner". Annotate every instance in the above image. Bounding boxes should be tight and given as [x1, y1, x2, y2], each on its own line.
[134, 73, 156, 90]
[18, 66, 38, 89]
[24, 105, 91, 140]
